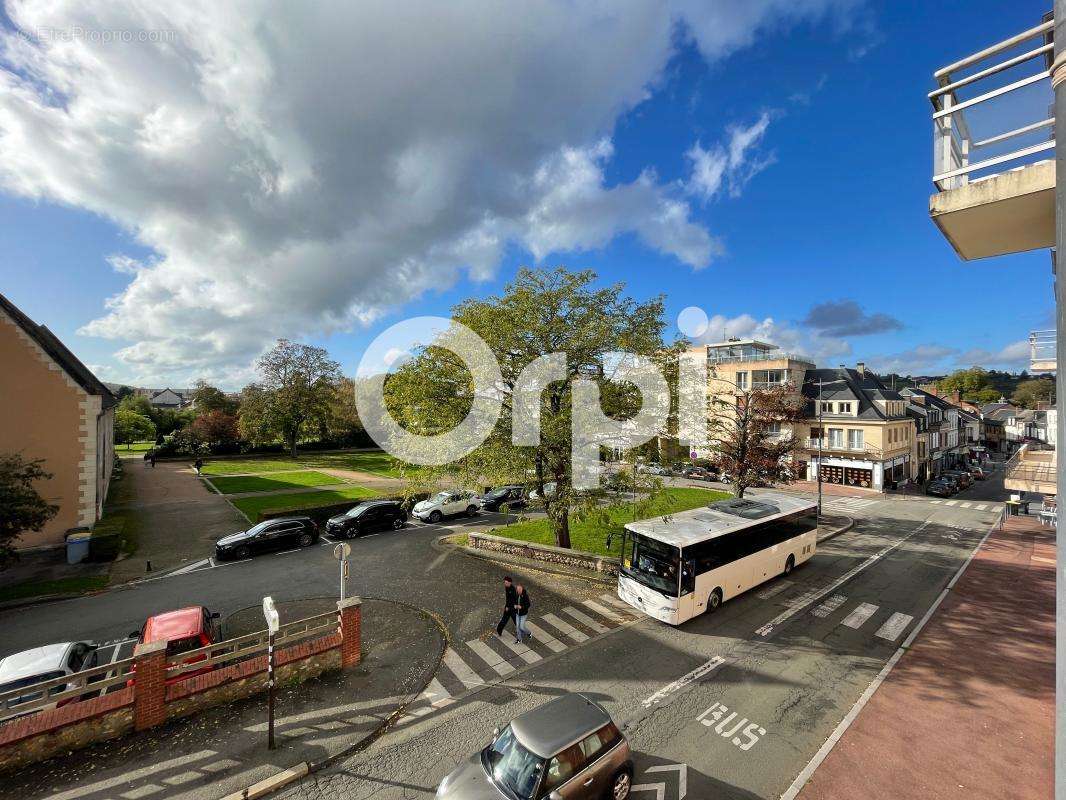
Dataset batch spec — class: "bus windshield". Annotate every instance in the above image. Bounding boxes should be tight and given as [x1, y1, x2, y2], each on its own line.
[620, 531, 680, 597]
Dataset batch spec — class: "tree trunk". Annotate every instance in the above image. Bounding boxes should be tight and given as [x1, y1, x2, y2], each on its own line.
[549, 501, 572, 549]
[289, 431, 298, 459]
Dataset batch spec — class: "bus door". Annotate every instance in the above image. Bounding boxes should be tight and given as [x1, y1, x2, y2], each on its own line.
[677, 557, 697, 620]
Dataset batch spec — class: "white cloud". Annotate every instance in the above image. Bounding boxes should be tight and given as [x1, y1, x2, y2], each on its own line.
[0, 0, 856, 384]
[686, 112, 776, 200]
[685, 311, 852, 363]
[866, 340, 1031, 375]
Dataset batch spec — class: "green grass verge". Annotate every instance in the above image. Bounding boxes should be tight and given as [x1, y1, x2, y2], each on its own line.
[231, 485, 382, 520]
[200, 450, 404, 478]
[120, 441, 156, 452]
[491, 487, 730, 558]
[0, 574, 110, 603]
[207, 470, 346, 494]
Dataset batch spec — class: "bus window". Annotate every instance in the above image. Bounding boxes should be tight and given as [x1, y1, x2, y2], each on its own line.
[620, 531, 680, 597]
[680, 559, 696, 595]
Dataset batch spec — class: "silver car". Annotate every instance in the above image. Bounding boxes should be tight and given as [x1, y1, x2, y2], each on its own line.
[0, 642, 97, 715]
[437, 694, 632, 800]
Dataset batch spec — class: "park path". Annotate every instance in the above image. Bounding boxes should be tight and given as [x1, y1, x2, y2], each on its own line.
[109, 460, 248, 583]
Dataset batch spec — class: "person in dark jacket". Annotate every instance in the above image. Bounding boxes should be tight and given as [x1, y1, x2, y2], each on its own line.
[514, 583, 531, 643]
[496, 576, 517, 637]
[194, 457, 203, 476]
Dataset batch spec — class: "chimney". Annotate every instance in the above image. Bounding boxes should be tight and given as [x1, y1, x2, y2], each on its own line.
[952, 390, 961, 403]
[857, 361, 865, 377]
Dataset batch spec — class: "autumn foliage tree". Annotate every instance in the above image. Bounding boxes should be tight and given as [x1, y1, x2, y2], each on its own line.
[191, 409, 240, 447]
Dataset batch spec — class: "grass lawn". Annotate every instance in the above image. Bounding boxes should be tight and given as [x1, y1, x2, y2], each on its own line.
[232, 485, 382, 521]
[207, 470, 346, 494]
[0, 575, 109, 603]
[200, 450, 404, 478]
[491, 487, 730, 558]
[120, 441, 156, 452]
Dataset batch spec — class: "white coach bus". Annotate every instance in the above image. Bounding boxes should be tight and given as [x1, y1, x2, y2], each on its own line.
[612, 491, 818, 625]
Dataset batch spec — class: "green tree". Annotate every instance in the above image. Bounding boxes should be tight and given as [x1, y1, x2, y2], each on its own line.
[0, 455, 59, 568]
[1012, 378, 1055, 409]
[937, 367, 998, 402]
[190, 380, 238, 415]
[319, 376, 366, 445]
[383, 267, 667, 549]
[118, 393, 154, 417]
[254, 340, 341, 457]
[114, 409, 156, 448]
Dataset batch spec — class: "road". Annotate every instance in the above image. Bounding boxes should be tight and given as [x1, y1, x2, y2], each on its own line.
[0, 487, 1005, 800]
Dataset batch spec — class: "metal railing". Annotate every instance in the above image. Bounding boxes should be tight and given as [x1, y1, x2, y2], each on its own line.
[0, 655, 135, 723]
[1030, 329, 1056, 371]
[803, 438, 883, 458]
[931, 18, 1054, 191]
[706, 350, 813, 365]
[1004, 443, 1057, 486]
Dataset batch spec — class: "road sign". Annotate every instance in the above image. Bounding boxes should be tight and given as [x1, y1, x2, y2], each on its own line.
[262, 596, 279, 634]
[333, 543, 351, 560]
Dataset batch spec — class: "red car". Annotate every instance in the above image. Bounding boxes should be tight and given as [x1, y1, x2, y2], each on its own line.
[131, 606, 223, 682]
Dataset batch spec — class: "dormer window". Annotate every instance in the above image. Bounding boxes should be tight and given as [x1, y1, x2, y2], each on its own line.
[837, 401, 853, 414]
[821, 401, 833, 414]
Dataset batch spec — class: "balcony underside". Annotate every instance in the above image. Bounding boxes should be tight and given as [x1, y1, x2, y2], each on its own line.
[930, 161, 1054, 260]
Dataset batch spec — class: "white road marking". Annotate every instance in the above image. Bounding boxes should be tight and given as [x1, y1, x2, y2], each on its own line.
[541, 613, 589, 643]
[497, 635, 542, 664]
[642, 657, 725, 708]
[632, 764, 687, 800]
[600, 593, 634, 611]
[875, 612, 914, 642]
[960, 502, 972, 508]
[944, 500, 959, 506]
[811, 594, 847, 618]
[442, 648, 484, 689]
[419, 678, 452, 707]
[466, 639, 515, 675]
[562, 606, 608, 634]
[583, 599, 625, 623]
[523, 621, 566, 653]
[840, 602, 879, 629]
[755, 519, 933, 638]
[930, 500, 942, 504]
[756, 579, 793, 600]
[167, 558, 212, 576]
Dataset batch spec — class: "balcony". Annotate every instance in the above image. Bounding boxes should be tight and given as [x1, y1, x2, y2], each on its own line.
[929, 18, 1055, 260]
[1004, 443, 1057, 495]
[1030, 329, 1056, 372]
[706, 350, 813, 366]
[803, 439, 883, 459]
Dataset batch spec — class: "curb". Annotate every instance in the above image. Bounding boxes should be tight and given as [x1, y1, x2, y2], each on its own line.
[817, 515, 855, 544]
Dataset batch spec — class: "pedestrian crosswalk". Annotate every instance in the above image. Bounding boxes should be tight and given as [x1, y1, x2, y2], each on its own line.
[804, 594, 915, 642]
[928, 499, 997, 511]
[822, 496, 880, 512]
[822, 495, 999, 513]
[396, 594, 639, 727]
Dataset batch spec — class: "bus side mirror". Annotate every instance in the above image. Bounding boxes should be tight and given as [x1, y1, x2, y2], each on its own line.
[606, 532, 615, 550]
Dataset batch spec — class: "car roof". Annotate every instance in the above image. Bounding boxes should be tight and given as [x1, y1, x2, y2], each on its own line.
[510, 693, 611, 758]
[0, 643, 80, 680]
[143, 607, 205, 642]
[624, 490, 816, 548]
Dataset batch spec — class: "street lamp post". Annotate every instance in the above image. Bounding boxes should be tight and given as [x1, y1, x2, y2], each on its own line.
[805, 377, 847, 521]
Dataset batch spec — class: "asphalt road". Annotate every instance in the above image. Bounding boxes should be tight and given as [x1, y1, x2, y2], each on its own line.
[277, 496, 1000, 800]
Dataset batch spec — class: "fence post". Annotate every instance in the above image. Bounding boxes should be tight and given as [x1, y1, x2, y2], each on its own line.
[338, 596, 362, 669]
[132, 640, 168, 731]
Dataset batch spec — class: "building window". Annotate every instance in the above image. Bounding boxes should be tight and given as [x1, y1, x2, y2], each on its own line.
[837, 401, 853, 414]
[736, 371, 748, 390]
[821, 401, 833, 414]
[829, 428, 845, 448]
[847, 429, 864, 450]
[765, 422, 781, 435]
[753, 369, 786, 388]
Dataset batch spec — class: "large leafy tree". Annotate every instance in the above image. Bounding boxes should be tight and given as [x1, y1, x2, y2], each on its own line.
[191, 409, 240, 447]
[114, 409, 156, 448]
[0, 455, 59, 568]
[709, 384, 806, 499]
[253, 340, 341, 457]
[383, 267, 668, 549]
[190, 380, 238, 415]
[1012, 378, 1055, 409]
[937, 367, 998, 402]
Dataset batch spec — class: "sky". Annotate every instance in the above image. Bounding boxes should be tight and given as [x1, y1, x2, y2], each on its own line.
[0, 0, 1054, 390]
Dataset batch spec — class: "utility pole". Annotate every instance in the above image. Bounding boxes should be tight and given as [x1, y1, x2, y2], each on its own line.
[1052, 4, 1065, 797]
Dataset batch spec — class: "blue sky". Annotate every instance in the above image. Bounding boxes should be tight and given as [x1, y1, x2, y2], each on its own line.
[0, 0, 1053, 389]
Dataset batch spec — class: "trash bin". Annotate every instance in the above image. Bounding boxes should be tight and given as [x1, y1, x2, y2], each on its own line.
[66, 530, 92, 564]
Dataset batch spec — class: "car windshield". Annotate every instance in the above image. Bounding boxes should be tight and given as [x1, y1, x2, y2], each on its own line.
[487, 488, 512, 499]
[431, 492, 452, 503]
[482, 726, 544, 800]
[620, 531, 680, 597]
[246, 521, 272, 535]
[346, 505, 369, 518]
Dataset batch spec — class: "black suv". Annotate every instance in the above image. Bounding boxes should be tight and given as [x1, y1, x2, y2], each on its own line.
[478, 485, 528, 512]
[215, 517, 318, 560]
[326, 500, 407, 539]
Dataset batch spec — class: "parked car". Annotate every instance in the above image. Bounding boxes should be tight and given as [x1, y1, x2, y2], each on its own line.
[326, 500, 407, 538]
[969, 465, 988, 480]
[0, 642, 98, 715]
[478, 485, 528, 513]
[215, 516, 319, 560]
[942, 470, 973, 489]
[925, 480, 955, 498]
[528, 482, 558, 501]
[436, 693, 632, 800]
[635, 463, 667, 476]
[934, 474, 961, 493]
[413, 491, 480, 523]
[131, 606, 222, 681]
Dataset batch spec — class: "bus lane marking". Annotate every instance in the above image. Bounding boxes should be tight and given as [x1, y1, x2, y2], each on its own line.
[697, 702, 767, 751]
[642, 656, 725, 708]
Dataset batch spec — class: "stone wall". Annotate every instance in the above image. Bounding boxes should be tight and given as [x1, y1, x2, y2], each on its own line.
[469, 532, 620, 575]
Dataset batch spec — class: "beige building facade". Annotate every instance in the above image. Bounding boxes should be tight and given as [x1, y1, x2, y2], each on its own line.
[0, 294, 116, 549]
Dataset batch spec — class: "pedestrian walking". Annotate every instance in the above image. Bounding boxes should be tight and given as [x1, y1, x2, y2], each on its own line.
[514, 583, 531, 644]
[143, 450, 151, 466]
[194, 457, 203, 476]
[496, 576, 517, 638]
[149, 452, 156, 468]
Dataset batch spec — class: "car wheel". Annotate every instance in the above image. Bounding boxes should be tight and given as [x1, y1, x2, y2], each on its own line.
[783, 554, 795, 576]
[299, 533, 314, 547]
[429, 510, 442, 524]
[707, 588, 723, 612]
[392, 517, 404, 530]
[608, 768, 632, 800]
[466, 505, 478, 517]
[235, 545, 251, 560]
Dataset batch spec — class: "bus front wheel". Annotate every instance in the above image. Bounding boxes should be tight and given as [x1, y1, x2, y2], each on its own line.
[707, 589, 723, 612]
[783, 555, 795, 576]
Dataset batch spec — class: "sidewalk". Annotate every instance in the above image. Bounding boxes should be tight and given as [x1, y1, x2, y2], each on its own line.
[0, 598, 444, 800]
[796, 513, 1054, 800]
